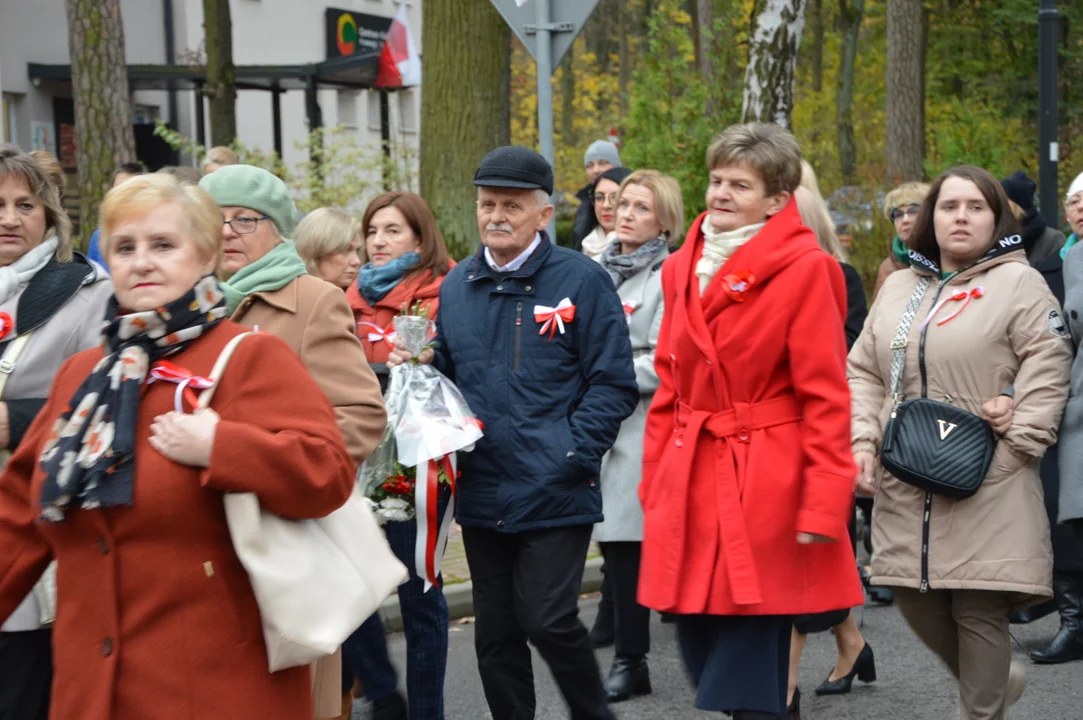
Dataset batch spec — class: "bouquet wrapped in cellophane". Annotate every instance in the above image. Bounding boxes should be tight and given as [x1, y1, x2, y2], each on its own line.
[359, 305, 483, 590]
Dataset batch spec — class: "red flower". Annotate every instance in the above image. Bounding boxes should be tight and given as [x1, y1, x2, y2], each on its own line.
[0, 312, 13, 341]
[722, 271, 756, 302]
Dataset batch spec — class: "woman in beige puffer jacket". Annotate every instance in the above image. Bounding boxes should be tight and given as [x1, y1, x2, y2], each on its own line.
[848, 166, 1072, 720]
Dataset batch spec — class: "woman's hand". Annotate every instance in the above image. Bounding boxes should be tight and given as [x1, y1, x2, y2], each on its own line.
[386, 338, 434, 368]
[854, 451, 877, 496]
[149, 409, 219, 468]
[982, 395, 1014, 436]
[797, 532, 834, 544]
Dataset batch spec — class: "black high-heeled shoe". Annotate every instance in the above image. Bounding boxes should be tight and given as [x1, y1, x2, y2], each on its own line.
[814, 643, 876, 696]
[604, 655, 652, 703]
[787, 686, 801, 719]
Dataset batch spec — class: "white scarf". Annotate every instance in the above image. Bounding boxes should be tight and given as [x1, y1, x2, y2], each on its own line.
[581, 226, 612, 260]
[0, 235, 58, 307]
[695, 221, 765, 293]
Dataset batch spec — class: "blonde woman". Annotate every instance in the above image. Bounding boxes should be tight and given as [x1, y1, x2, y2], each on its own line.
[785, 183, 873, 717]
[592, 170, 681, 703]
[294, 208, 363, 290]
[201, 146, 239, 175]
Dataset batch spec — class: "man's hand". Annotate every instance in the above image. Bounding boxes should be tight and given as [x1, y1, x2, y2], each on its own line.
[982, 395, 1014, 436]
[854, 450, 877, 497]
[149, 409, 219, 468]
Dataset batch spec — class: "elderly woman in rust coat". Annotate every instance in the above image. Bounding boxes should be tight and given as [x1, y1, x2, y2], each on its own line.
[0, 172, 356, 720]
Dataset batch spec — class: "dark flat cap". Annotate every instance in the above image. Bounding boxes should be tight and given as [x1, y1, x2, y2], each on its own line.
[474, 146, 554, 195]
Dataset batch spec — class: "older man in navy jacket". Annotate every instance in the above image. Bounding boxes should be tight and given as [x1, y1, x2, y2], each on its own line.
[390, 146, 636, 719]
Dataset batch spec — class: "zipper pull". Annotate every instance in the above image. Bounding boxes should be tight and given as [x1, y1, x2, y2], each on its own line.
[919, 579, 929, 593]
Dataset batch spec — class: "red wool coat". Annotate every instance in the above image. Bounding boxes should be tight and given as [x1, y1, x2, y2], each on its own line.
[346, 268, 450, 364]
[0, 321, 355, 720]
[638, 202, 863, 616]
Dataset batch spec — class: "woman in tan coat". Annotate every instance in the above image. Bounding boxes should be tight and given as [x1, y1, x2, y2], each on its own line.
[848, 166, 1072, 720]
[199, 166, 386, 719]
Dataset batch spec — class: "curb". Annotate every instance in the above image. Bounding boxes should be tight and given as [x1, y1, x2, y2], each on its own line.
[380, 556, 605, 632]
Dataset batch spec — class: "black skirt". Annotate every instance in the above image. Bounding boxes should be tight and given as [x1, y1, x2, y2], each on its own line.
[0, 629, 52, 720]
[675, 614, 791, 715]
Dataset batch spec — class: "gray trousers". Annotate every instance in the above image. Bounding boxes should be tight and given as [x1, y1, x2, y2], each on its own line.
[895, 588, 1012, 720]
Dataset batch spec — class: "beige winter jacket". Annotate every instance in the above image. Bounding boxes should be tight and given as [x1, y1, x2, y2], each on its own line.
[848, 249, 1072, 606]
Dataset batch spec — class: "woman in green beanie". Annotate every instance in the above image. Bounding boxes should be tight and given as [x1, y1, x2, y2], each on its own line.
[198, 164, 387, 720]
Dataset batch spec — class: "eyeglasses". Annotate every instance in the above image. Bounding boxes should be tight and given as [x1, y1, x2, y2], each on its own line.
[890, 206, 920, 222]
[594, 192, 618, 205]
[222, 215, 271, 234]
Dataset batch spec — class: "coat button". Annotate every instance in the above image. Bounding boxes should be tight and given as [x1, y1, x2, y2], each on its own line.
[738, 429, 750, 442]
[675, 438, 683, 447]
[497, 520, 505, 528]
[496, 285, 504, 291]
[102, 637, 114, 657]
[98, 537, 109, 555]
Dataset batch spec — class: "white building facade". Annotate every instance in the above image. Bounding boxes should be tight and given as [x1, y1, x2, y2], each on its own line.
[0, 0, 421, 198]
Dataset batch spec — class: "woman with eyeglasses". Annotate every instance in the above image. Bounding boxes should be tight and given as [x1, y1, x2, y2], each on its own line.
[580, 167, 634, 261]
[198, 165, 386, 720]
[874, 183, 931, 300]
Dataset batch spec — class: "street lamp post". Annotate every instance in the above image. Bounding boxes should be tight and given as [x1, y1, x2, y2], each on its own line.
[1038, 0, 1060, 228]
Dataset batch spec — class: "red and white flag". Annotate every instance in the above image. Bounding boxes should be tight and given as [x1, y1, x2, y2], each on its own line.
[375, 3, 421, 88]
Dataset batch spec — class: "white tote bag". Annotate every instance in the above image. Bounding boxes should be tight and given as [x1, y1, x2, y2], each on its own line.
[197, 332, 408, 672]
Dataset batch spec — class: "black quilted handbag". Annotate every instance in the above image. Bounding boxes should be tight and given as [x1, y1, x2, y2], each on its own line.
[878, 277, 996, 500]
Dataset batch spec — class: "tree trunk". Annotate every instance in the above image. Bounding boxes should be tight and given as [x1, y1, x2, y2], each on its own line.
[618, 3, 630, 118]
[560, 48, 576, 145]
[810, 0, 824, 92]
[836, 0, 863, 183]
[65, 0, 136, 250]
[885, 0, 923, 182]
[696, 0, 715, 115]
[203, 0, 237, 148]
[421, 0, 509, 255]
[742, 0, 807, 130]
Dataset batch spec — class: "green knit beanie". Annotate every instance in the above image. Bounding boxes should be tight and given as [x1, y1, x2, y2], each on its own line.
[199, 165, 297, 236]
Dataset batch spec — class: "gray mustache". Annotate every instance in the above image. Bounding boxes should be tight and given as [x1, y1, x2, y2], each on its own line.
[486, 223, 514, 234]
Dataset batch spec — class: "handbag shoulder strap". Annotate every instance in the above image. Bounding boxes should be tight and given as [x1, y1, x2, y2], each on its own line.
[196, 332, 254, 411]
[0, 332, 33, 399]
[888, 276, 932, 406]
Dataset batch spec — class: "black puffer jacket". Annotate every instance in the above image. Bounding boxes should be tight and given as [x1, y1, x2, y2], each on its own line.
[1020, 206, 1067, 266]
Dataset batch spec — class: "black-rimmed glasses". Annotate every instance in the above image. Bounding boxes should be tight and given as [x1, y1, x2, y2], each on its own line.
[223, 215, 271, 234]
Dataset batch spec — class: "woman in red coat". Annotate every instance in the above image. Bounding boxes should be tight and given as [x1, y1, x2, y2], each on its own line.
[638, 123, 862, 719]
[0, 172, 355, 720]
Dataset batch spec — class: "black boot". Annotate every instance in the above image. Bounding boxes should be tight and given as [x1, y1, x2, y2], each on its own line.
[1031, 574, 1083, 664]
[604, 655, 652, 703]
[370, 691, 408, 720]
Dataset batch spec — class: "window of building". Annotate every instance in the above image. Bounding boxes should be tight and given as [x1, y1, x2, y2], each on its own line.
[338, 90, 360, 130]
[398, 89, 417, 134]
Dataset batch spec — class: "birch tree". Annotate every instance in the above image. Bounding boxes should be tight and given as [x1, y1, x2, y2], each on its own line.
[742, 0, 807, 129]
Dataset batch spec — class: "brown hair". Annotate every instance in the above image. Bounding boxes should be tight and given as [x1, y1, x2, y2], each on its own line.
[30, 151, 66, 194]
[0, 144, 72, 262]
[907, 166, 1020, 268]
[705, 122, 803, 197]
[361, 192, 451, 278]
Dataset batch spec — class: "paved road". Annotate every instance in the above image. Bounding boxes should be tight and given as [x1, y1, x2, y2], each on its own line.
[353, 595, 1083, 719]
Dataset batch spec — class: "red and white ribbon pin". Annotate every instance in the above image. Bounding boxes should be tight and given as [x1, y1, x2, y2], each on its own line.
[149, 361, 215, 413]
[621, 300, 639, 324]
[534, 298, 576, 339]
[922, 286, 984, 330]
[414, 454, 457, 592]
[358, 321, 397, 348]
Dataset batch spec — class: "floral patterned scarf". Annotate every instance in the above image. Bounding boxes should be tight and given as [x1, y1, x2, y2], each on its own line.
[38, 275, 228, 521]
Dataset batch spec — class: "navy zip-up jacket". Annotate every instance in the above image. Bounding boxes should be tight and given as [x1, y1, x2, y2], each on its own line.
[433, 233, 637, 533]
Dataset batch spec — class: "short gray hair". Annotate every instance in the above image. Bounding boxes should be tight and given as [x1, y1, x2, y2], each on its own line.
[534, 189, 551, 208]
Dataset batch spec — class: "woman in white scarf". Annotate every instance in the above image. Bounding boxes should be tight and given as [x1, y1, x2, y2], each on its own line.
[582, 166, 634, 260]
